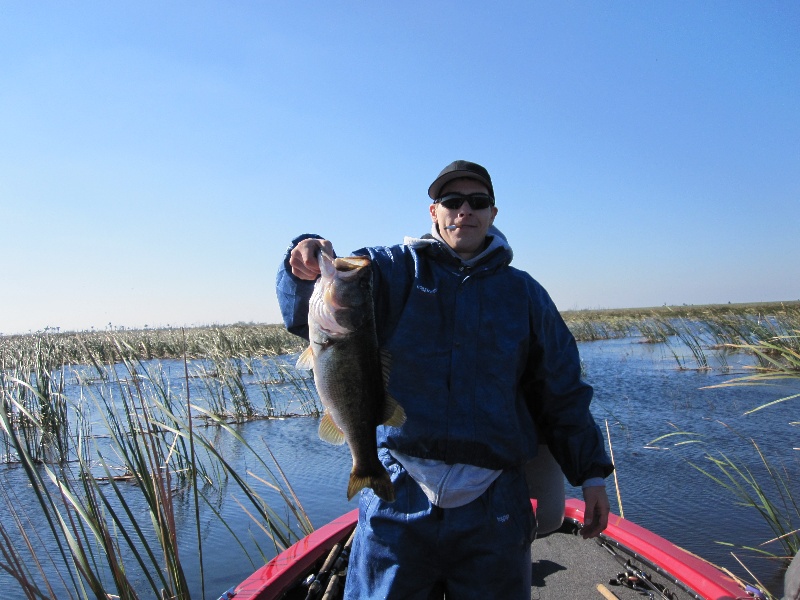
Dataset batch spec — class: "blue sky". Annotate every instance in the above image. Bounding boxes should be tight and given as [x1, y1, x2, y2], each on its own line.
[2, 1, 798, 335]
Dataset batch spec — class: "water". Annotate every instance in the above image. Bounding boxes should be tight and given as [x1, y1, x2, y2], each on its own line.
[574, 338, 799, 594]
[1, 339, 797, 597]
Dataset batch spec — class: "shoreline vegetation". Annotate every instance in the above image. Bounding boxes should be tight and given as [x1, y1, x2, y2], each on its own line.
[3, 300, 799, 364]
[1, 300, 798, 598]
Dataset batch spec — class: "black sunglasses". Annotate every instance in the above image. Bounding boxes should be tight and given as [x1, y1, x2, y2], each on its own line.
[434, 192, 495, 210]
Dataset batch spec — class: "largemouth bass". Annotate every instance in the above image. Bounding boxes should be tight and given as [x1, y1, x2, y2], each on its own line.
[296, 251, 405, 501]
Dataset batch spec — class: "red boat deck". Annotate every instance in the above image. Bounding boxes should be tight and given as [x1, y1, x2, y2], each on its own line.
[227, 499, 754, 600]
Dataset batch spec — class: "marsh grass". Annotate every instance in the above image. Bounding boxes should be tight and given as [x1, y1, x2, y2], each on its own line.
[0, 395, 311, 598]
[655, 317, 712, 370]
[0, 329, 315, 598]
[650, 329, 799, 598]
[564, 301, 800, 372]
[566, 303, 799, 597]
[0, 323, 305, 372]
[652, 424, 798, 600]
[2, 305, 798, 597]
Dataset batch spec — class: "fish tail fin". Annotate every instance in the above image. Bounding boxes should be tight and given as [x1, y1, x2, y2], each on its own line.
[347, 470, 395, 502]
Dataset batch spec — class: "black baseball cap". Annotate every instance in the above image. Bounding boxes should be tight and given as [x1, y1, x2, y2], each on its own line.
[427, 160, 494, 200]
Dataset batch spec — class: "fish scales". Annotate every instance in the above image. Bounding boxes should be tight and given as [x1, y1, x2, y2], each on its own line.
[296, 251, 405, 502]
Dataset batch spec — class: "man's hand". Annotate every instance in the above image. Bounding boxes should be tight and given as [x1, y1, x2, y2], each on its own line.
[581, 485, 610, 539]
[289, 238, 334, 280]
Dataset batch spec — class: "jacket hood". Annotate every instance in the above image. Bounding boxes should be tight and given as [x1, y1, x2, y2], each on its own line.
[403, 225, 513, 267]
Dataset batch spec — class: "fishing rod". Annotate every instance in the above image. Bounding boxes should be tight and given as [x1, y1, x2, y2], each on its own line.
[596, 537, 678, 600]
[595, 534, 767, 600]
[321, 528, 356, 600]
[303, 527, 356, 600]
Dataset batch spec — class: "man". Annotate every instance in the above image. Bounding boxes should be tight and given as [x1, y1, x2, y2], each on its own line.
[277, 160, 614, 599]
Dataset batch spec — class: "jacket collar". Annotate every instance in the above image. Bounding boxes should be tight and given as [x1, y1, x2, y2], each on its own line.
[403, 225, 513, 267]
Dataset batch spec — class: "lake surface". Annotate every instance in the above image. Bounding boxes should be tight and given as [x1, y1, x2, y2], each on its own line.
[1, 337, 798, 597]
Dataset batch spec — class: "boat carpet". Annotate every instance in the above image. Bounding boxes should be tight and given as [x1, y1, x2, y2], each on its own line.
[256, 520, 706, 600]
[532, 522, 698, 600]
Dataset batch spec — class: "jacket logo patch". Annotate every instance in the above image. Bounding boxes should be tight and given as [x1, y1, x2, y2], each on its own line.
[497, 514, 510, 523]
[416, 285, 438, 294]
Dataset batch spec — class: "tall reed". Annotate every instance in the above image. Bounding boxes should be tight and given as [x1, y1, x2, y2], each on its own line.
[0, 336, 313, 598]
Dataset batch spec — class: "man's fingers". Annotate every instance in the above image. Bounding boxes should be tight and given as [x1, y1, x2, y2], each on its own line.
[289, 239, 333, 280]
[581, 486, 610, 539]
[288, 250, 319, 280]
[583, 507, 609, 539]
[581, 500, 598, 539]
[581, 512, 602, 538]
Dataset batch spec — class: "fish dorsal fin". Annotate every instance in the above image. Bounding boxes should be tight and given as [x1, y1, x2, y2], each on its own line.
[296, 346, 315, 370]
[379, 349, 405, 427]
[382, 393, 406, 428]
[380, 349, 392, 385]
[318, 413, 346, 445]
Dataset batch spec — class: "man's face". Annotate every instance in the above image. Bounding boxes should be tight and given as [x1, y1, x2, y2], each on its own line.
[429, 178, 498, 260]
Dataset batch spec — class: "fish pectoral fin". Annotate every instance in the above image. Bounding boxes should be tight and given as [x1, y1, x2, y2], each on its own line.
[381, 394, 406, 428]
[296, 346, 315, 370]
[318, 413, 346, 445]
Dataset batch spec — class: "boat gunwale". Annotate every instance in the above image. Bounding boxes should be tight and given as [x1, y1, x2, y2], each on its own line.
[228, 510, 359, 600]
[564, 499, 747, 600]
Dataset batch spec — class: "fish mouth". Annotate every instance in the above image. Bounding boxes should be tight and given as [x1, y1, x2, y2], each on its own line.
[317, 250, 371, 282]
[334, 256, 370, 271]
[333, 256, 370, 282]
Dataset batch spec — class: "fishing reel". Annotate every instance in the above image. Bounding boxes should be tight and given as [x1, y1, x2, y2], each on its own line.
[608, 563, 676, 599]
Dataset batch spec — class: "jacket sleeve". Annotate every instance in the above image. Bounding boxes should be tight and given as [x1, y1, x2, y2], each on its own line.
[275, 234, 324, 340]
[523, 281, 614, 487]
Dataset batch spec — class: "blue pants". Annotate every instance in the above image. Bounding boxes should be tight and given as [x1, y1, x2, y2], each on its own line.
[343, 455, 536, 599]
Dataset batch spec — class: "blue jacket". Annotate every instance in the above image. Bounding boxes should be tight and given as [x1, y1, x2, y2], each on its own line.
[276, 232, 613, 486]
